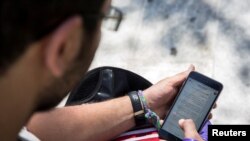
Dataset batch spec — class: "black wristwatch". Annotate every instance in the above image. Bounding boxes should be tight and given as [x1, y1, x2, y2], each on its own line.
[128, 91, 146, 126]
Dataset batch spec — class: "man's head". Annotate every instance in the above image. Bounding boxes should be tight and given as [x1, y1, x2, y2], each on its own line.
[0, 0, 110, 111]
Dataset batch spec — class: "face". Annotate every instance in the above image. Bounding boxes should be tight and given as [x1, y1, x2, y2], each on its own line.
[36, 0, 111, 111]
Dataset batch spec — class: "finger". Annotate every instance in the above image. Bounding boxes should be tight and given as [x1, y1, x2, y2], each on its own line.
[213, 103, 217, 109]
[208, 113, 213, 120]
[179, 119, 203, 140]
[179, 119, 196, 134]
[160, 120, 164, 125]
[168, 65, 195, 87]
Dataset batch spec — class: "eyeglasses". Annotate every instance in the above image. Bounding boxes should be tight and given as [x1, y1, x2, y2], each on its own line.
[34, 7, 123, 42]
[102, 6, 123, 31]
[84, 6, 123, 31]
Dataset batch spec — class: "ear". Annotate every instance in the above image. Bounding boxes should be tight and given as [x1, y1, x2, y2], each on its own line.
[44, 15, 84, 77]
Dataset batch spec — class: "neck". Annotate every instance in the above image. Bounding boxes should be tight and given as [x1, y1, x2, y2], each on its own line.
[0, 55, 42, 141]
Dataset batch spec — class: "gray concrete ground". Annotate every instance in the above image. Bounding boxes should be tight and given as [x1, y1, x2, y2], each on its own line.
[90, 0, 250, 124]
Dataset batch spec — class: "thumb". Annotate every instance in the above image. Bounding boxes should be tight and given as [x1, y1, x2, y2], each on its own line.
[160, 120, 164, 125]
[179, 119, 203, 141]
[169, 65, 195, 87]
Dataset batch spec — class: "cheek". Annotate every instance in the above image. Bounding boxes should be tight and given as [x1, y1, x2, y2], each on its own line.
[87, 36, 100, 67]
[90, 29, 101, 57]
[102, 0, 112, 14]
[96, 31, 101, 48]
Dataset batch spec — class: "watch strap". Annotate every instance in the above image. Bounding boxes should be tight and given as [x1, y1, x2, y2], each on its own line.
[128, 91, 146, 126]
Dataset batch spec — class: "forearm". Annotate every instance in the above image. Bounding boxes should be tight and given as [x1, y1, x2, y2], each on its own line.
[27, 96, 135, 141]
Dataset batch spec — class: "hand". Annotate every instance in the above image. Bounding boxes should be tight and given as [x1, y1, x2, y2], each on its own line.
[179, 119, 204, 141]
[143, 65, 195, 118]
[159, 120, 211, 141]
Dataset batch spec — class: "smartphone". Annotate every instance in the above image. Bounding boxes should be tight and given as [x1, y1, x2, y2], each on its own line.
[159, 71, 223, 141]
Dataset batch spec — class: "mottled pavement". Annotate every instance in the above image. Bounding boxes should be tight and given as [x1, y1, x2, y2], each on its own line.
[90, 0, 250, 124]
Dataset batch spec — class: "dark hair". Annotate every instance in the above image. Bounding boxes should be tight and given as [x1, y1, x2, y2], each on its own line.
[0, 0, 105, 73]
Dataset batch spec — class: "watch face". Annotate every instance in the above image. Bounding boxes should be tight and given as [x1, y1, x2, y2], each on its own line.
[129, 92, 143, 112]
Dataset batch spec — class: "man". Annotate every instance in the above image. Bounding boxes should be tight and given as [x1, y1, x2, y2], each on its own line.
[0, 0, 208, 140]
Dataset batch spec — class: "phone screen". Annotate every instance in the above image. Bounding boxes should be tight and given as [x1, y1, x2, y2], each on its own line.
[161, 77, 219, 139]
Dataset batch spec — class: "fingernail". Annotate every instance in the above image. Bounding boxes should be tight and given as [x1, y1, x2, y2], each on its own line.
[188, 65, 194, 72]
[179, 119, 185, 125]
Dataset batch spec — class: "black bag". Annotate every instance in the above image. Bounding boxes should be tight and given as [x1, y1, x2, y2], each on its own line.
[66, 66, 152, 105]
[66, 67, 153, 130]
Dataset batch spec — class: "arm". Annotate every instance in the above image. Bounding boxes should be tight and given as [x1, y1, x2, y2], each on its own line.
[27, 65, 197, 141]
[27, 96, 135, 141]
